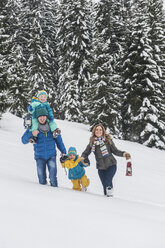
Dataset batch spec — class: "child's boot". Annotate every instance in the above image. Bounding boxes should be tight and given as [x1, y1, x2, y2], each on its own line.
[81, 187, 87, 192]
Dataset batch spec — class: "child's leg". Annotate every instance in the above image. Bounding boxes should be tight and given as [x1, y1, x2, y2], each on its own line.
[71, 179, 81, 191]
[30, 118, 39, 134]
[49, 120, 58, 132]
[80, 174, 90, 188]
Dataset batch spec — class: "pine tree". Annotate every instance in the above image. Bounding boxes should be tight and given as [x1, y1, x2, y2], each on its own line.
[6, 0, 30, 117]
[144, 0, 165, 148]
[0, 0, 12, 117]
[121, 0, 165, 149]
[87, 0, 122, 135]
[12, 0, 59, 115]
[57, 0, 92, 122]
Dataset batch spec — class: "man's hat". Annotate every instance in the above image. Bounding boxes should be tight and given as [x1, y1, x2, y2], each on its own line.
[35, 108, 48, 119]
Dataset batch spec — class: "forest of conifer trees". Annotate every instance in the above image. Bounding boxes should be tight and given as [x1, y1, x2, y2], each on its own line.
[0, 0, 165, 149]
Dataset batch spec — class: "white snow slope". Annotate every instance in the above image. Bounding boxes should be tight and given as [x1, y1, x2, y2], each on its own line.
[0, 113, 165, 248]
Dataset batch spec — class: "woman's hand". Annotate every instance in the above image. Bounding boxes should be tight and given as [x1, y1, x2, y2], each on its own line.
[123, 152, 131, 160]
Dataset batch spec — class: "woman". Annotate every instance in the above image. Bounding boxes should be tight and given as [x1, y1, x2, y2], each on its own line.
[81, 124, 131, 197]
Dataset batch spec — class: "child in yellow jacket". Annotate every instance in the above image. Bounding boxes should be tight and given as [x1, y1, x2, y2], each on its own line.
[60, 147, 90, 191]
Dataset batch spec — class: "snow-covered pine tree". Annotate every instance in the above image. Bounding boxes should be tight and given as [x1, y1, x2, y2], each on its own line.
[0, 0, 12, 117]
[39, 0, 59, 116]
[15, 0, 59, 111]
[143, 0, 165, 148]
[87, 0, 122, 135]
[161, 9, 165, 126]
[57, 0, 92, 122]
[121, 0, 165, 149]
[6, 0, 30, 117]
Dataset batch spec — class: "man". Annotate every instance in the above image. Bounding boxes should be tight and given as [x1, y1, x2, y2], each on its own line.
[21, 107, 66, 187]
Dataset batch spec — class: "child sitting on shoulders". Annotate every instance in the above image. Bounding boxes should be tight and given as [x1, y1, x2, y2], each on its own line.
[27, 90, 60, 143]
[60, 147, 90, 192]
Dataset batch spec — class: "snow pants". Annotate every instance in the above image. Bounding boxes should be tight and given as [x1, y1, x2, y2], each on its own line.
[36, 156, 58, 187]
[98, 165, 117, 195]
[30, 118, 57, 133]
[71, 174, 90, 191]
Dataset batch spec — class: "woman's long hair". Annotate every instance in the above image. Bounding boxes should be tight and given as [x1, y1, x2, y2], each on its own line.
[89, 123, 112, 147]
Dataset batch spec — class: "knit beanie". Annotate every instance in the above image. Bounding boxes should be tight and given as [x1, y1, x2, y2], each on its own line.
[67, 147, 77, 157]
[35, 108, 48, 119]
[37, 90, 48, 98]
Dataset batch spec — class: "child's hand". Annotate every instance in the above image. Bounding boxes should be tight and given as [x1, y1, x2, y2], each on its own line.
[27, 105, 33, 112]
[32, 130, 39, 136]
[53, 128, 61, 138]
[81, 157, 90, 166]
[49, 116, 54, 122]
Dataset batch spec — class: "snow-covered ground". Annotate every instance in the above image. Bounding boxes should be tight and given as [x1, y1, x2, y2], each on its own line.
[0, 113, 165, 248]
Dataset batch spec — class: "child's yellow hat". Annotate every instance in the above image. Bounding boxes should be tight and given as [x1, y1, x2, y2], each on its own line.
[37, 90, 47, 98]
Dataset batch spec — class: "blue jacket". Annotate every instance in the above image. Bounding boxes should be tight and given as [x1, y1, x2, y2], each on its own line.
[21, 129, 66, 160]
[61, 155, 89, 180]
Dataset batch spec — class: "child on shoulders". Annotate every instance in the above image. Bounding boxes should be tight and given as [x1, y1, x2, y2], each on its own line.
[27, 90, 60, 143]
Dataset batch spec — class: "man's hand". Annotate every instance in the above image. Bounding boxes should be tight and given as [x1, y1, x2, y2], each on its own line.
[32, 130, 39, 136]
[60, 155, 68, 163]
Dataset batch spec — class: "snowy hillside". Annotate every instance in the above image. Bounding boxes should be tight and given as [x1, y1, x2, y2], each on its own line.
[0, 113, 165, 248]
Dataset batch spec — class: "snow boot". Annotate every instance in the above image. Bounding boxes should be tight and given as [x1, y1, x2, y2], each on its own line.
[106, 186, 113, 197]
[81, 187, 87, 192]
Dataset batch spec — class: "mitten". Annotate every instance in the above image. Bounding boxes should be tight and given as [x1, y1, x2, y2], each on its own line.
[53, 128, 61, 138]
[27, 105, 33, 112]
[81, 157, 90, 166]
[49, 116, 54, 123]
[84, 157, 90, 164]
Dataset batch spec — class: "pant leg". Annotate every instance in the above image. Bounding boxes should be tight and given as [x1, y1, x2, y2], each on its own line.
[104, 165, 117, 189]
[80, 174, 90, 188]
[98, 169, 107, 195]
[36, 158, 47, 185]
[98, 165, 117, 195]
[30, 118, 39, 133]
[47, 156, 58, 187]
[49, 120, 58, 132]
[71, 179, 81, 191]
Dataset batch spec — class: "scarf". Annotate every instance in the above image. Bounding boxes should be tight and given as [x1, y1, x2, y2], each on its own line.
[92, 136, 109, 157]
[38, 122, 50, 134]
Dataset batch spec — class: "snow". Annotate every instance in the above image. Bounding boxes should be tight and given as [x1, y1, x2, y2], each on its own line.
[0, 113, 165, 248]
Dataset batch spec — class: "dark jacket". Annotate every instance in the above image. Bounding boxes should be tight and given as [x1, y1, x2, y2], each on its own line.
[22, 129, 66, 160]
[81, 140, 125, 170]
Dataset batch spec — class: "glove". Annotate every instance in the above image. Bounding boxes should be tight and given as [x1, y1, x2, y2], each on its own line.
[53, 128, 61, 138]
[123, 152, 131, 160]
[27, 105, 33, 112]
[81, 157, 90, 166]
[84, 157, 90, 164]
[29, 137, 37, 144]
[49, 116, 54, 123]
[60, 155, 68, 163]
